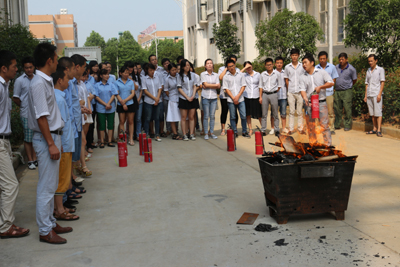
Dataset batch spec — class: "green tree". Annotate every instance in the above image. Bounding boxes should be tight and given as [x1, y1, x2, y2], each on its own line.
[212, 17, 241, 60]
[0, 11, 40, 71]
[84, 30, 106, 51]
[146, 39, 184, 64]
[0, 9, 40, 146]
[255, 9, 323, 63]
[118, 31, 147, 67]
[103, 37, 118, 74]
[344, 0, 400, 68]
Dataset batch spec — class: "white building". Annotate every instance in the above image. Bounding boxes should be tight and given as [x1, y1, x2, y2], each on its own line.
[0, 0, 29, 26]
[183, 0, 359, 66]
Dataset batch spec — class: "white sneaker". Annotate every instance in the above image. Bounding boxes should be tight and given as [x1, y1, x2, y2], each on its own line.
[282, 128, 289, 134]
[269, 129, 275, 135]
[28, 162, 36, 170]
[155, 136, 162, 142]
[190, 134, 196, 141]
[75, 177, 85, 183]
[210, 134, 218, 139]
[183, 135, 189, 141]
[204, 134, 209, 140]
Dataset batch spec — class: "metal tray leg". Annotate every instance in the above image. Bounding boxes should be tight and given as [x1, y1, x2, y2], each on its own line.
[335, 211, 345, 220]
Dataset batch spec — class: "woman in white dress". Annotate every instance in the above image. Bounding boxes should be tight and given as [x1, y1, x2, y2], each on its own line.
[164, 63, 182, 140]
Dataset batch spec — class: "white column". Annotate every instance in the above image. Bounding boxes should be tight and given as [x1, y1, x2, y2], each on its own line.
[183, 0, 189, 59]
[328, 0, 333, 63]
[243, 6, 258, 62]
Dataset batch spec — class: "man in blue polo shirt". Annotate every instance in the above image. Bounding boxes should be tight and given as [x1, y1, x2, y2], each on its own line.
[316, 51, 339, 134]
[334, 53, 357, 131]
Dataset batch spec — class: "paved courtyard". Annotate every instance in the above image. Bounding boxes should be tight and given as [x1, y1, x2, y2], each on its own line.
[1, 112, 400, 267]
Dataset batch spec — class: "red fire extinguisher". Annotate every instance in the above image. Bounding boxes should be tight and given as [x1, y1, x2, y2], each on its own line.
[119, 132, 128, 156]
[144, 137, 153, 163]
[227, 125, 236, 152]
[255, 131, 263, 155]
[139, 133, 145, 156]
[117, 141, 127, 167]
[311, 94, 320, 119]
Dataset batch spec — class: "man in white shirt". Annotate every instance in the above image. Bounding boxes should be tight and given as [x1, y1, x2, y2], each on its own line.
[259, 58, 281, 135]
[299, 54, 334, 146]
[28, 43, 71, 244]
[364, 54, 385, 137]
[316, 51, 339, 134]
[0, 50, 30, 239]
[223, 59, 250, 138]
[12, 56, 37, 169]
[284, 48, 305, 135]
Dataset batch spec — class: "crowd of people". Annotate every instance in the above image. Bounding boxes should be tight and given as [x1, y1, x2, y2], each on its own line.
[0, 41, 385, 244]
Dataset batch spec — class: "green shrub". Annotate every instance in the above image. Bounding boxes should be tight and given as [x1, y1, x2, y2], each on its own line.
[10, 99, 24, 148]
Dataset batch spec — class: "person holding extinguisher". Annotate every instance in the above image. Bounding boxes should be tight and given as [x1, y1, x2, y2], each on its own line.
[299, 54, 334, 146]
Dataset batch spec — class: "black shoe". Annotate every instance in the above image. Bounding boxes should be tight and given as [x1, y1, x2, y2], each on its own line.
[274, 131, 280, 136]
[344, 128, 351, 131]
[335, 127, 341, 130]
[33, 160, 38, 167]
[262, 132, 267, 136]
[242, 132, 251, 138]
[63, 202, 76, 209]
[331, 131, 336, 135]
[71, 179, 82, 187]
[235, 133, 238, 138]
[107, 143, 115, 147]
[65, 199, 79, 205]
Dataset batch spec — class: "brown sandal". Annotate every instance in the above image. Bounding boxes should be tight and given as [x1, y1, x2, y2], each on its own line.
[0, 224, 30, 239]
[54, 211, 79, 221]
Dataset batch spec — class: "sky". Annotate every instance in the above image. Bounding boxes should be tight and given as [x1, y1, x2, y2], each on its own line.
[27, 0, 183, 46]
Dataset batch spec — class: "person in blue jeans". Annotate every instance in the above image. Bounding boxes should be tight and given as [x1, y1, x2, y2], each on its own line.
[200, 59, 220, 140]
[142, 64, 163, 142]
[223, 59, 250, 138]
[133, 63, 143, 140]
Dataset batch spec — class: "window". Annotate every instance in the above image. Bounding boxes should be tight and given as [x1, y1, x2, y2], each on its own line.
[210, 37, 215, 44]
[337, 0, 348, 42]
[266, 1, 271, 20]
[276, 0, 284, 12]
[320, 0, 327, 44]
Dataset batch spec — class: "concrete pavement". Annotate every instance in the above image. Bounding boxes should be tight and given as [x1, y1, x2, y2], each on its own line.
[1, 111, 400, 267]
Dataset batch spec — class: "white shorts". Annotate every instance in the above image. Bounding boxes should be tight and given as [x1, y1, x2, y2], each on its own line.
[367, 96, 382, 117]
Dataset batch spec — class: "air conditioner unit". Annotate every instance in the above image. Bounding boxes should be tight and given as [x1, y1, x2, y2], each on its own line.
[223, 0, 229, 12]
[201, 5, 207, 21]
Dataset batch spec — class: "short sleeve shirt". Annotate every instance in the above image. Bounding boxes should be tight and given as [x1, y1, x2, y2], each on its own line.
[54, 89, 74, 153]
[141, 75, 162, 105]
[70, 78, 82, 132]
[276, 69, 287, 100]
[243, 71, 260, 99]
[27, 70, 64, 132]
[335, 63, 357, 91]
[299, 68, 333, 101]
[13, 73, 34, 118]
[84, 80, 95, 110]
[0, 77, 12, 135]
[177, 73, 199, 100]
[200, 71, 219, 99]
[283, 63, 305, 94]
[160, 68, 169, 101]
[164, 74, 180, 102]
[259, 70, 281, 93]
[115, 78, 135, 106]
[222, 71, 246, 103]
[94, 81, 118, 113]
[316, 63, 339, 96]
[218, 66, 240, 99]
[134, 77, 143, 104]
[365, 66, 385, 97]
